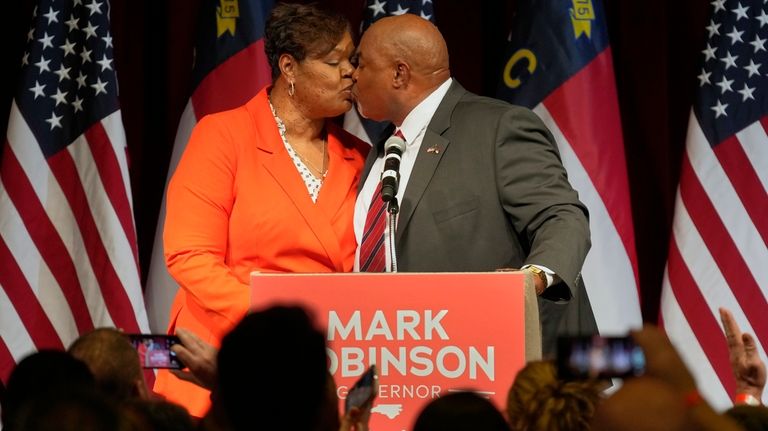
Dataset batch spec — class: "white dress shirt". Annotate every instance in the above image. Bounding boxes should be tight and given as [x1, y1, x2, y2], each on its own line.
[353, 78, 453, 271]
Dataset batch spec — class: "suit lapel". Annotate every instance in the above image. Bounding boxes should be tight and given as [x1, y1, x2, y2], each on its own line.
[396, 130, 449, 242]
[247, 92, 346, 271]
[396, 82, 466, 242]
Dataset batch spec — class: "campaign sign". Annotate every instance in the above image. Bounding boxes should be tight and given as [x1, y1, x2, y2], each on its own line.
[251, 272, 531, 431]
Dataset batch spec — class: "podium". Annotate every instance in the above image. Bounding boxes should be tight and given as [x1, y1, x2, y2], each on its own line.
[251, 271, 541, 431]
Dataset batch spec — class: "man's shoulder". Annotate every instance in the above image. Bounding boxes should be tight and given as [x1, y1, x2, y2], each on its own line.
[453, 91, 537, 121]
[430, 81, 543, 133]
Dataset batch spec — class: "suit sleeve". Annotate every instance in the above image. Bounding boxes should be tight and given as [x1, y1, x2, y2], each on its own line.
[495, 107, 590, 300]
[164, 115, 250, 334]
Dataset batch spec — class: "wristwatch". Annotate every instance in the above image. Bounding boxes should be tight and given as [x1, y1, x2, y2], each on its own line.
[528, 266, 548, 293]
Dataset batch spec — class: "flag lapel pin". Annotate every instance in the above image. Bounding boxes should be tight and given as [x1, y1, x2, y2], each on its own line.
[426, 144, 441, 154]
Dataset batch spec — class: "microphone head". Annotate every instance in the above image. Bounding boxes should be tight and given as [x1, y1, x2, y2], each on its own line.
[384, 135, 406, 153]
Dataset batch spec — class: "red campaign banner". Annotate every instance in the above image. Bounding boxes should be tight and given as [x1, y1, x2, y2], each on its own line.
[251, 272, 532, 431]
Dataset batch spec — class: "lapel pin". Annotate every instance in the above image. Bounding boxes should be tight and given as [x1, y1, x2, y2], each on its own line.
[426, 144, 441, 154]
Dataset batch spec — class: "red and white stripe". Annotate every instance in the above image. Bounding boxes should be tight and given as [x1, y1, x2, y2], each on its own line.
[144, 39, 271, 332]
[661, 111, 768, 410]
[534, 48, 642, 334]
[0, 102, 149, 381]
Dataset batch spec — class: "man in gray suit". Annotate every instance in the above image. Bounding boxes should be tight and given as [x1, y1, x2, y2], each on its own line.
[351, 14, 596, 355]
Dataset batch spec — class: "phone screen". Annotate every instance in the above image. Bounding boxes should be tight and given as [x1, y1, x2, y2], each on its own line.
[127, 334, 184, 369]
[557, 335, 645, 380]
[344, 365, 378, 414]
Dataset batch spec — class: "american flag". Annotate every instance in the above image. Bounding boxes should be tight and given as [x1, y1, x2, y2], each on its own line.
[144, 0, 274, 332]
[497, 0, 641, 335]
[343, 0, 434, 145]
[360, 0, 434, 32]
[661, 0, 768, 409]
[0, 0, 149, 381]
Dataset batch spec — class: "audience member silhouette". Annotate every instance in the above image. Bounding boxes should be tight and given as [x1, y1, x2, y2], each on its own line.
[214, 305, 333, 431]
[121, 398, 196, 431]
[724, 404, 768, 431]
[590, 376, 690, 431]
[320, 372, 347, 431]
[2, 350, 96, 431]
[14, 387, 121, 431]
[68, 327, 150, 403]
[590, 325, 742, 431]
[412, 391, 510, 431]
[507, 360, 602, 431]
[168, 307, 370, 431]
[9, 311, 766, 431]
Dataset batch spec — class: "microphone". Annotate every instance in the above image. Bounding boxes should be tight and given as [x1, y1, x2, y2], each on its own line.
[380, 134, 406, 202]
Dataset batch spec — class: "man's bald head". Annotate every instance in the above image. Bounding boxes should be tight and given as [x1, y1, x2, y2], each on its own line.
[365, 14, 449, 84]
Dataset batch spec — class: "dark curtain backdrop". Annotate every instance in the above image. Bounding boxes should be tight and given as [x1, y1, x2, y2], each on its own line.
[0, 0, 710, 323]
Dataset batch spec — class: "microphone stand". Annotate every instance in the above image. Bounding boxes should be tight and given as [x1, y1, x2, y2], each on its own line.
[387, 197, 399, 272]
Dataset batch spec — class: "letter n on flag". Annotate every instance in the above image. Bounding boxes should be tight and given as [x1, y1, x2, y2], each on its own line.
[145, 0, 274, 332]
[660, 0, 768, 409]
[496, 0, 641, 334]
[0, 0, 150, 381]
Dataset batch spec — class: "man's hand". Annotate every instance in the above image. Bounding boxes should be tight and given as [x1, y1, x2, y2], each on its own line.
[719, 307, 766, 398]
[495, 267, 546, 295]
[169, 328, 218, 390]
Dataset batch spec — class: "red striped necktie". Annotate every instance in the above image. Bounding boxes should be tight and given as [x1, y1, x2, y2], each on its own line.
[359, 130, 404, 272]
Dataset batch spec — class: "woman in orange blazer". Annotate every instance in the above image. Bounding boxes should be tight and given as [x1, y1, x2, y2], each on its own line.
[153, 4, 368, 416]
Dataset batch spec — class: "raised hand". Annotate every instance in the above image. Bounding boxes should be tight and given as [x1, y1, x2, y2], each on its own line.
[720, 307, 766, 400]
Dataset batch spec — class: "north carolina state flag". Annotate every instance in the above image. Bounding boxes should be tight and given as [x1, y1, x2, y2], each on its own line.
[144, 0, 274, 332]
[497, 0, 641, 335]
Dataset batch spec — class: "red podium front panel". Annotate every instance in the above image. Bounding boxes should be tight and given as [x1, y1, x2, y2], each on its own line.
[251, 272, 530, 431]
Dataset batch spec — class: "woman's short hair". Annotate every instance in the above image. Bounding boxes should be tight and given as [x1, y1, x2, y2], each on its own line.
[264, 3, 350, 80]
[507, 360, 603, 431]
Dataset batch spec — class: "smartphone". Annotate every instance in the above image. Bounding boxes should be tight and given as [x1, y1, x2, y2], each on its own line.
[344, 365, 378, 414]
[126, 334, 185, 369]
[556, 335, 645, 380]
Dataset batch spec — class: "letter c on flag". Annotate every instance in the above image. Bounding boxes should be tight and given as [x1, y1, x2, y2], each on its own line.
[503, 49, 537, 89]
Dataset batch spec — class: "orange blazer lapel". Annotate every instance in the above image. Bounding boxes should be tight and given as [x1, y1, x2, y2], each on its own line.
[246, 92, 347, 271]
[317, 125, 360, 223]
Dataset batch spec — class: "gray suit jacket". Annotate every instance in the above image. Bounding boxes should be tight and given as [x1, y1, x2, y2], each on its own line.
[360, 81, 597, 355]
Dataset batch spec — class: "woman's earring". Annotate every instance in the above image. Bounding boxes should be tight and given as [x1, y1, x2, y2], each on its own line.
[289, 81, 295, 97]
